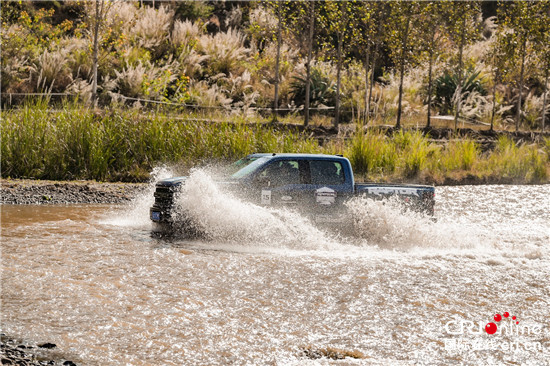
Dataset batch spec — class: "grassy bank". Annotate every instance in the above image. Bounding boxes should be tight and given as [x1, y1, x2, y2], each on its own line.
[346, 130, 549, 184]
[2, 102, 549, 183]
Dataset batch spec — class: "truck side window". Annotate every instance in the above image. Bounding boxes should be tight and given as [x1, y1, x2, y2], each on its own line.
[257, 160, 301, 187]
[310, 160, 345, 185]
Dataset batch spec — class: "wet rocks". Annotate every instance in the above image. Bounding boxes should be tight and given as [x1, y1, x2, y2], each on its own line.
[37, 344, 56, 350]
[1, 335, 76, 366]
[301, 345, 366, 360]
[1, 179, 147, 205]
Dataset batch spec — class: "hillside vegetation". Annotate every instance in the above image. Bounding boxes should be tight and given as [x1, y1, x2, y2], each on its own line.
[1, 1, 549, 183]
[2, 1, 549, 129]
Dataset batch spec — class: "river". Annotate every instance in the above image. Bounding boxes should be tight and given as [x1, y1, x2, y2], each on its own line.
[1, 175, 549, 365]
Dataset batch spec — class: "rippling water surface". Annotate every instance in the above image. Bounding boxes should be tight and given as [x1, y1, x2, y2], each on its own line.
[1, 177, 549, 365]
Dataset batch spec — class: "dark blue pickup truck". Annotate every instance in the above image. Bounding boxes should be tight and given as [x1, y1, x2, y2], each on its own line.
[150, 153, 435, 235]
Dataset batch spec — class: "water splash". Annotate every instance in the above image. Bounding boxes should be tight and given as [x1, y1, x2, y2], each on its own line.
[103, 165, 177, 228]
[171, 169, 337, 250]
[111, 167, 548, 258]
[346, 196, 437, 249]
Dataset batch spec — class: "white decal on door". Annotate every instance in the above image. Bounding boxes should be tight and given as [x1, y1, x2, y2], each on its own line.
[261, 190, 272, 205]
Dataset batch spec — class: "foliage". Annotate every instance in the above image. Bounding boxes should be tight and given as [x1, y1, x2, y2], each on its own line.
[290, 68, 336, 108]
[0, 102, 320, 181]
[434, 68, 487, 115]
[438, 139, 480, 171]
[483, 136, 548, 182]
[346, 131, 397, 177]
[2, 102, 548, 183]
[1, 0, 549, 133]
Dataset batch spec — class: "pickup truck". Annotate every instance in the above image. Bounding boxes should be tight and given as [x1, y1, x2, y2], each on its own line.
[150, 153, 435, 235]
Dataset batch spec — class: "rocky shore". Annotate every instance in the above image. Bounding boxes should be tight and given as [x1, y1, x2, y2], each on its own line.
[1, 335, 78, 366]
[1, 179, 148, 205]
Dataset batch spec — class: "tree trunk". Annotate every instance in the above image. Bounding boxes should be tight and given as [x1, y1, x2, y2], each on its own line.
[490, 70, 497, 132]
[454, 15, 466, 131]
[368, 15, 383, 126]
[304, 0, 315, 127]
[91, 0, 101, 108]
[334, 29, 342, 128]
[515, 35, 526, 132]
[363, 43, 371, 126]
[542, 67, 548, 133]
[273, 3, 282, 122]
[426, 45, 434, 128]
[396, 18, 410, 130]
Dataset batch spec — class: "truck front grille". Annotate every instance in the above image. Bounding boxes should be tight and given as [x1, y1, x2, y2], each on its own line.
[153, 185, 177, 209]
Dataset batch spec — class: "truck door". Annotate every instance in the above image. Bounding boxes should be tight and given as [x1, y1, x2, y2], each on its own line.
[303, 160, 350, 223]
[254, 159, 349, 211]
[253, 159, 305, 206]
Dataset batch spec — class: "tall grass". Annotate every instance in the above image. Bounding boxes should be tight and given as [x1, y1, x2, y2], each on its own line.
[393, 130, 434, 178]
[1, 102, 319, 181]
[1, 102, 548, 183]
[482, 136, 548, 182]
[348, 130, 438, 179]
[437, 139, 480, 172]
[344, 130, 548, 183]
[346, 131, 397, 178]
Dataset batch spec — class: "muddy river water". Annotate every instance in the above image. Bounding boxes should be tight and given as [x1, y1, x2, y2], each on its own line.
[1, 175, 549, 365]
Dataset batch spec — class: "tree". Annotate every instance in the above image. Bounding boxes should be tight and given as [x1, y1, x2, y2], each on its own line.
[499, 1, 542, 132]
[280, 0, 316, 126]
[487, 24, 507, 132]
[442, 1, 482, 131]
[417, 1, 447, 128]
[533, 0, 550, 133]
[347, 1, 383, 127]
[317, 1, 352, 128]
[273, 1, 282, 122]
[386, 0, 422, 129]
[86, 0, 112, 108]
[304, 0, 315, 127]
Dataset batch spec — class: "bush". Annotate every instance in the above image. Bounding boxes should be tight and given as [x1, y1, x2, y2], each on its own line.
[290, 67, 336, 109]
[0, 101, 321, 181]
[346, 131, 397, 177]
[439, 139, 480, 171]
[484, 136, 547, 182]
[434, 68, 487, 115]
[393, 130, 433, 178]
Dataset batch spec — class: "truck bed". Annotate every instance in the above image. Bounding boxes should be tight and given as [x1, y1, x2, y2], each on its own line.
[355, 183, 435, 215]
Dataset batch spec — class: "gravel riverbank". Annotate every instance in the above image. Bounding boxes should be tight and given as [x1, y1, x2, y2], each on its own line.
[1, 179, 148, 205]
[1, 335, 78, 366]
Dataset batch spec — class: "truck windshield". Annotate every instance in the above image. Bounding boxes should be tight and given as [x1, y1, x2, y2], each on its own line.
[231, 156, 271, 179]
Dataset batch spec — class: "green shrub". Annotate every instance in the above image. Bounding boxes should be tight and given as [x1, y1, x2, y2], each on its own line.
[439, 139, 480, 171]
[290, 68, 336, 108]
[434, 68, 487, 115]
[346, 131, 397, 177]
[393, 130, 433, 178]
[0, 101, 322, 181]
[484, 136, 547, 182]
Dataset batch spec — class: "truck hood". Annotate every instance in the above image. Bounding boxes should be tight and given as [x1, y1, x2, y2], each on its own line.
[156, 176, 240, 188]
[156, 176, 187, 187]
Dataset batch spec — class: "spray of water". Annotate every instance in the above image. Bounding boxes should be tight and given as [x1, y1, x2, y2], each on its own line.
[104, 165, 177, 228]
[345, 196, 489, 251]
[111, 166, 548, 258]
[346, 196, 436, 249]
[171, 169, 338, 250]
[162, 169, 481, 253]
